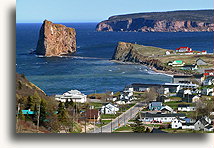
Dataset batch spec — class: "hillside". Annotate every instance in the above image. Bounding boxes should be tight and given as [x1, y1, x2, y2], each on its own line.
[96, 9, 214, 32]
[112, 42, 213, 75]
[16, 73, 82, 133]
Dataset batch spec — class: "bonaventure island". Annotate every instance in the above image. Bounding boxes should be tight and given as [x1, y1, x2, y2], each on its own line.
[16, 9, 214, 133]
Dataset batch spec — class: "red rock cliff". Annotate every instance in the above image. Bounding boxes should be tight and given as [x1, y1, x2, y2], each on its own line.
[36, 20, 76, 56]
[96, 10, 214, 32]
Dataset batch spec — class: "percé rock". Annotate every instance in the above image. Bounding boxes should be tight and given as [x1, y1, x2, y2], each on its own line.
[36, 20, 76, 56]
[96, 10, 214, 32]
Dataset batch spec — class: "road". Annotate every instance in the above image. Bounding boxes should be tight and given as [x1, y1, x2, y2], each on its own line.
[90, 102, 146, 133]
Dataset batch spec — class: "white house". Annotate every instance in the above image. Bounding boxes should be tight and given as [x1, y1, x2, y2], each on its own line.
[171, 118, 195, 129]
[192, 95, 200, 103]
[166, 51, 171, 55]
[100, 103, 119, 114]
[202, 87, 214, 96]
[139, 112, 186, 123]
[120, 87, 134, 101]
[177, 104, 196, 112]
[194, 117, 211, 131]
[160, 105, 174, 114]
[55, 90, 87, 103]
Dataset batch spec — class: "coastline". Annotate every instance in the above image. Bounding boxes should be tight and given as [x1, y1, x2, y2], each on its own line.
[110, 60, 188, 77]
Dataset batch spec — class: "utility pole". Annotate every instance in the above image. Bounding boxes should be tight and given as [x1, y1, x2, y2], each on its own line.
[16, 103, 20, 132]
[100, 118, 102, 133]
[85, 109, 87, 133]
[111, 118, 113, 133]
[93, 115, 96, 133]
[37, 104, 40, 132]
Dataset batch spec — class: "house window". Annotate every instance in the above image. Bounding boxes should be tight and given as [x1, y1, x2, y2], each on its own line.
[175, 125, 177, 127]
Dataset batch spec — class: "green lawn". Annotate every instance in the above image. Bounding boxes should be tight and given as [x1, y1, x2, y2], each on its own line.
[164, 101, 193, 110]
[114, 125, 133, 132]
[89, 102, 103, 109]
[101, 113, 121, 119]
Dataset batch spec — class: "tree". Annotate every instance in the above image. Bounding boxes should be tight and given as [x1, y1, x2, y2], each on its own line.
[143, 87, 159, 102]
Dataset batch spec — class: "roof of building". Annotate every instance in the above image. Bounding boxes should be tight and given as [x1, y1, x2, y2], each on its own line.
[160, 105, 173, 112]
[173, 60, 183, 64]
[178, 104, 190, 107]
[150, 102, 162, 107]
[198, 118, 209, 126]
[21, 110, 35, 115]
[141, 112, 185, 118]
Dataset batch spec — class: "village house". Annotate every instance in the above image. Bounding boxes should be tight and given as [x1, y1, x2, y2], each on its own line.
[100, 103, 119, 114]
[172, 74, 203, 85]
[160, 105, 174, 114]
[196, 58, 207, 66]
[55, 90, 87, 103]
[139, 112, 186, 123]
[85, 109, 100, 123]
[192, 95, 200, 103]
[180, 64, 198, 71]
[194, 117, 212, 131]
[176, 47, 192, 53]
[203, 76, 214, 86]
[168, 60, 185, 67]
[203, 69, 214, 78]
[119, 87, 134, 101]
[201, 87, 214, 96]
[171, 117, 195, 129]
[177, 104, 196, 112]
[149, 102, 163, 111]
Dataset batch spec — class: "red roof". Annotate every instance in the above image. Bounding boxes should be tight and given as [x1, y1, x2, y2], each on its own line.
[202, 50, 206, 52]
[205, 69, 214, 73]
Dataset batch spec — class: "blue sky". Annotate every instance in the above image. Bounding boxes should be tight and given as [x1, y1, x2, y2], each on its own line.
[17, 0, 213, 23]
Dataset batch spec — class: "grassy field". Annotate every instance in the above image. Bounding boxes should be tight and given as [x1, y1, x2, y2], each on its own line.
[164, 101, 193, 110]
[113, 125, 133, 132]
[101, 113, 121, 119]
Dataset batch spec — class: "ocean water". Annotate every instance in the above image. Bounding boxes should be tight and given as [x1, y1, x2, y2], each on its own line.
[16, 23, 213, 95]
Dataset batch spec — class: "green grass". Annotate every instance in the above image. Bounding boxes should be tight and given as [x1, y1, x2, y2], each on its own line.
[162, 129, 213, 133]
[164, 101, 193, 110]
[114, 125, 133, 132]
[96, 120, 112, 127]
[89, 102, 103, 109]
[101, 113, 121, 119]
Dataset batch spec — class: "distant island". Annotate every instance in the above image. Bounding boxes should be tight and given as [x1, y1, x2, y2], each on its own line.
[96, 9, 214, 32]
[36, 20, 76, 57]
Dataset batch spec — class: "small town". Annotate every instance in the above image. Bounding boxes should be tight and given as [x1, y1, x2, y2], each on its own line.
[16, 46, 214, 133]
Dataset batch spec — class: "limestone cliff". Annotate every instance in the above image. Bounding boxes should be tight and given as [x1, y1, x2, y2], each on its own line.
[96, 10, 214, 32]
[36, 20, 76, 56]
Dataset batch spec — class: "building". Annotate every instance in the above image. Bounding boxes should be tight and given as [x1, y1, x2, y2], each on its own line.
[178, 104, 196, 112]
[85, 109, 100, 123]
[201, 87, 214, 96]
[203, 76, 214, 86]
[55, 90, 87, 103]
[100, 103, 119, 114]
[172, 74, 203, 84]
[204, 69, 214, 77]
[168, 60, 185, 67]
[139, 112, 186, 123]
[20, 109, 35, 115]
[180, 64, 198, 71]
[171, 117, 195, 129]
[194, 117, 211, 131]
[165, 51, 171, 55]
[196, 58, 207, 66]
[149, 102, 163, 111]
[176, 47, 192, 53]
[160, 105, 174, 114]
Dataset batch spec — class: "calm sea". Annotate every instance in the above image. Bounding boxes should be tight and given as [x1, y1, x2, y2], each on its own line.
[16, 23, 213, 95]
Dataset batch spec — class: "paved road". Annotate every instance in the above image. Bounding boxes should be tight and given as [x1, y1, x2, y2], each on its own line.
[90, 102, 146, 133]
